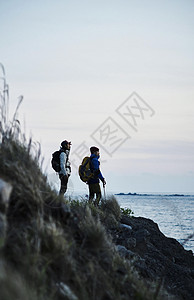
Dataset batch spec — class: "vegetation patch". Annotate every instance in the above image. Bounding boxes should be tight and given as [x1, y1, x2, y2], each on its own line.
[0, 65, 178, 300]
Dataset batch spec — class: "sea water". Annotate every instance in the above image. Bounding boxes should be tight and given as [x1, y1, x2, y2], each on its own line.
[115, 193, 194, 253]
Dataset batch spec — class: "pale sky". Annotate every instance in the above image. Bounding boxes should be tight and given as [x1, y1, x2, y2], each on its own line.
[1, 0, 194, 194]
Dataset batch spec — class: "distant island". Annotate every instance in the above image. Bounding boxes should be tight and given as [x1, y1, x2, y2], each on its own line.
[115, 192, 186, 197]
[115, 192, 139, 196]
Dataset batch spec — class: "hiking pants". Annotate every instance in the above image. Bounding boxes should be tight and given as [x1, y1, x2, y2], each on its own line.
[88, 183, 101, 205]
[59, 174, 68, 195]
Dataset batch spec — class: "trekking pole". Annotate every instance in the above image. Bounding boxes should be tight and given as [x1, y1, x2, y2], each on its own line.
[103, 184, 106, 200]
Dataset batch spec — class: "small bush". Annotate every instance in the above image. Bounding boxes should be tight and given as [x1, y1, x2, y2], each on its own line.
[79, 206, 112, 253]
[120, 207, 134, 217]
[40, 220, 69, 257]
[99, 196, 121, 228]
[100, 196, 121, 221]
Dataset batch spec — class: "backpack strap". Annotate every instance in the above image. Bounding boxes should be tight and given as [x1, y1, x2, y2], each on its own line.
[59, 149, 68, 167]
[89, 156, 95, 170]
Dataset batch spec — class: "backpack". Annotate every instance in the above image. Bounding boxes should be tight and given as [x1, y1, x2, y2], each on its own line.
[51, 150, 61, 172]
[78, 156, 94, 182]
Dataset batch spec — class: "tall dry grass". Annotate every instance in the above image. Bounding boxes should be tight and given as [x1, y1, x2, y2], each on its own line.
[0, 64, 170, 300]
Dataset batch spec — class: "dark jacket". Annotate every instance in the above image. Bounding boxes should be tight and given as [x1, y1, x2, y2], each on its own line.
[88, 154, 104, 184]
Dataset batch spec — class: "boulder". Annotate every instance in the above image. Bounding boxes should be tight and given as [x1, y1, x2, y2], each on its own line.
[0, 178, 12, 244]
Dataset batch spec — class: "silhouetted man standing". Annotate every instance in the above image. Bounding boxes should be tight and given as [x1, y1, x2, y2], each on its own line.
[87, 146, 106, 205]
[59, 140, 71, 195]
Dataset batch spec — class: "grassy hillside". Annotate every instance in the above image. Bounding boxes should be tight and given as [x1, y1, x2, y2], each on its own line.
[0, 65, 170, 300]
[1, 138, 170, 300]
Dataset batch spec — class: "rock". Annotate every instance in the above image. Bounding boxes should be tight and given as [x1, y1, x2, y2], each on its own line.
[126, 237, 136, 248]
[56, 282, 78, 300]
[0, 178, 12, 208]
[135, 228, 150, 244]
[112, 215, 194, 300]
[120, 223, 132, 230]
[0, 178, 12, 244]
[116, 245, 136, 259]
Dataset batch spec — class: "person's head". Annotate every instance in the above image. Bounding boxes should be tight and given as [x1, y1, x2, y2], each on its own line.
[90, 146, 100, 156]
[61, 140, 72, 150]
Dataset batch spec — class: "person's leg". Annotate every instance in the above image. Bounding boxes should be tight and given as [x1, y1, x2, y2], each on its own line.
[59, 174, 68, 195]
[88, 184, 95, 203]
[94, 183, 102, 206]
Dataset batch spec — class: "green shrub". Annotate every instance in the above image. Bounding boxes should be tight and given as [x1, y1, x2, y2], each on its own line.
[120, 207, 134, 217]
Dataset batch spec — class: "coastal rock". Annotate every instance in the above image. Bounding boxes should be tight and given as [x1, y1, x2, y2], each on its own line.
[126, 237, 136, 248]
[120, 223, 132, 230]
[135, 228, 150, 244]
[111, 215, 194, 300]
[116, 245, 136, 258]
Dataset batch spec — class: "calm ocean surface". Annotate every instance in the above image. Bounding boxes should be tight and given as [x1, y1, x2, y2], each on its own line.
[115, 193, 194, 253]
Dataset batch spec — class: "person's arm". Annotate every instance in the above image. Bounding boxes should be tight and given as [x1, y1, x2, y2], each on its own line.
[60, 152, 67, 176]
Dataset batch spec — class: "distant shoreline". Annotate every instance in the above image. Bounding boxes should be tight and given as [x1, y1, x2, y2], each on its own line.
[115, 192, 188, 197]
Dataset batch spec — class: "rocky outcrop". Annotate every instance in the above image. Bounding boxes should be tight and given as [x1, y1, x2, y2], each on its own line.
[111, 215, 194, 300]
[0, 178, 12, 245]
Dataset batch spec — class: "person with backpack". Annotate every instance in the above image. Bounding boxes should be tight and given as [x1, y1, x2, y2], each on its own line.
[51, 140, 71, 195]
[59, 140, 71, 195]
[87, 146, 106, 205]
